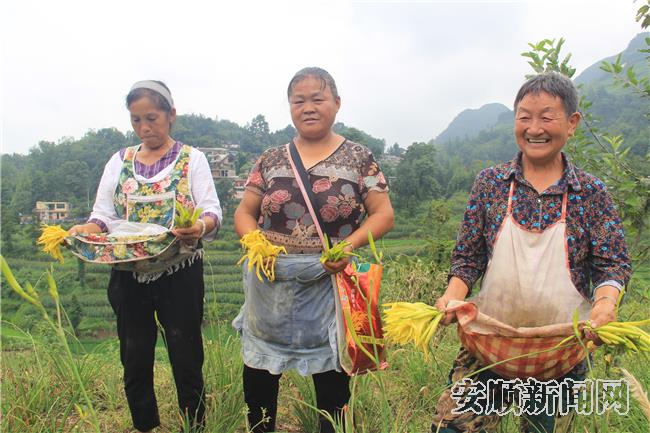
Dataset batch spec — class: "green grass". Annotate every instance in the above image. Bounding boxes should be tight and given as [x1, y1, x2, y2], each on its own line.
[3, 254, 650, 432]
[2, 222, 650, 432]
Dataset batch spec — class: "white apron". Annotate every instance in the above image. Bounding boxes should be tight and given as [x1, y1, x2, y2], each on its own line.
[450, 181, 591, 379]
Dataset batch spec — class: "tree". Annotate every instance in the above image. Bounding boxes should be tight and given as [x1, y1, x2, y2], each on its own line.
[28, 210, 42, 253]
[246, 114, 271, 151]
[393, 142, 444, 210]
[270, 124, 296, 146]
[248, 114, 270, 136]
[215, 179, 235, 210]
[235, 152, 251, 175]
[1, 159, 20, 253]
[521, 7, 650, 268]
[445, 158, 476, 196]
[10, 174, 33, 214]
[423, 199, 454, 264]
[1, 205, 18, 253]
[389, 143, 404, 157]
[334, 122, 385, 156]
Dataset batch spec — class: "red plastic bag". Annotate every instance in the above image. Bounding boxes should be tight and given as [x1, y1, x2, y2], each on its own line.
[333, 262, 388, 375]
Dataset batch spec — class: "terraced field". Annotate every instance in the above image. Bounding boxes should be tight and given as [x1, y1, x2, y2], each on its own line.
[1, 219, 428, 342]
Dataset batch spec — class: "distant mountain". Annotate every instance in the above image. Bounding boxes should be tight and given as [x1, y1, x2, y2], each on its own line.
[575, 32, 650, 156]
[434, 103, 511, 143]
[575, 33, 648, 86]
[433, 33, 649, 163]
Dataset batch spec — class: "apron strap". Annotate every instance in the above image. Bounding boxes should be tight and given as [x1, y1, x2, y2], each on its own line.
[506, 181, 515, 215]
[560, 191, 568, 222]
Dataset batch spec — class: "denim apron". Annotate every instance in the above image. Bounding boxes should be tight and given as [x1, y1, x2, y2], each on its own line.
[232, 254, 339, 376]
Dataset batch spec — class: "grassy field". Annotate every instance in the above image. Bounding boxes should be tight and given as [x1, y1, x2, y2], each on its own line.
[2, 285, 649, 432]
[2, 227, 650, 432]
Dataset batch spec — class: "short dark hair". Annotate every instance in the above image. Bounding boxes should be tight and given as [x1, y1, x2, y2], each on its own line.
[126, 80, 173, 114]
[287, 67, 339, 100]
[514, 72, 578, 118]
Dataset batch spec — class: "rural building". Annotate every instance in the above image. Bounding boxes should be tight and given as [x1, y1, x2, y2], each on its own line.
[34, 201, 71, 222]
[198, 147, 238, 179]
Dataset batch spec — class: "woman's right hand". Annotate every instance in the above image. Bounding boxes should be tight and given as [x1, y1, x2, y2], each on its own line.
[435, 277, 470, 326]
[321, 244, 354, 274]
[68, 225, 83, 235]
[68, 223, 102, 236]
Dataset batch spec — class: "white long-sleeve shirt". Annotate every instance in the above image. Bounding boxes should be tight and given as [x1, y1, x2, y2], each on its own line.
[88, 145, 222, 241]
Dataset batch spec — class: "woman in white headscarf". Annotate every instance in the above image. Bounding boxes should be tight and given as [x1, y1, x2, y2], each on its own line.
[69, 80, 222, 433]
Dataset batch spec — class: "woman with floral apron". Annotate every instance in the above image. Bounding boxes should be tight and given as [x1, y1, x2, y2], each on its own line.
[432, 73, 630, 433]
[69, 81, 222, 433]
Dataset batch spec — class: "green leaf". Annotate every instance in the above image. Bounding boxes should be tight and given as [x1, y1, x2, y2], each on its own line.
[47, 269, 60, 302]
[0, 255, 39, 306]
[626, 66, 638, 85]
[572, 309, 581, 340]
[600, 61, 614, 73]
[367, 231, 382, 265]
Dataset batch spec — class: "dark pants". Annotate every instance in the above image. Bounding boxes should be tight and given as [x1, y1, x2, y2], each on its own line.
[108, 260, 206, 432]
[243, 365, 351, 433]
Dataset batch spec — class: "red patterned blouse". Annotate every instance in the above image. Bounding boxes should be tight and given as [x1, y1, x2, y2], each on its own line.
[245, 140, 389, 253]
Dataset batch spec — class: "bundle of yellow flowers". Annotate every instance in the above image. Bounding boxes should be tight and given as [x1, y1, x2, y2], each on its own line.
[237, 229, 287, 282]
[37, 225, 70, 264]
[383, 301, 444, 359]
[584, 319, 650, 355]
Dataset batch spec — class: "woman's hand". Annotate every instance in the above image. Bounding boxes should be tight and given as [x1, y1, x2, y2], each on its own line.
[584, 286, 620, 344]
[68, 225, 84, 236]
[68, 223, 102, 236]
[585, 297, 618, 345]
[435, 277, 470, 326]
[321, 244, 353, 274]
[172, 219, 206, 242]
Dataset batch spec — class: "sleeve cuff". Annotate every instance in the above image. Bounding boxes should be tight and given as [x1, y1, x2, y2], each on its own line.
[87, 218, 108, 233]
[200, 212, 221, 240]
[592, 280, 623, 300]
[447, 272, 476, 296]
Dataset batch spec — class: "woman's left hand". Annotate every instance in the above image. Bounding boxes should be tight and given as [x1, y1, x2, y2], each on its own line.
[321, 245, 353, 274]
[585, 299, 617, 344]
[172, 220, 205, 242]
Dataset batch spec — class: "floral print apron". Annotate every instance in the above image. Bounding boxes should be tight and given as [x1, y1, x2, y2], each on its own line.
[66, 144, 203, 283]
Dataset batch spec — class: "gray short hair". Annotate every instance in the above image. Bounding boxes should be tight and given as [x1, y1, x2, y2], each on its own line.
[514, 72, 579, 117]
[287, 67, 339, 100]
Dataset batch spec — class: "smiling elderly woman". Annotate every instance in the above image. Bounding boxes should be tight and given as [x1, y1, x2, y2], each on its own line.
[431, 72, 631, 433]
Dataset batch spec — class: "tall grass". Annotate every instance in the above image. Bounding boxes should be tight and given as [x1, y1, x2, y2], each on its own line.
[2, 253, 650, 432]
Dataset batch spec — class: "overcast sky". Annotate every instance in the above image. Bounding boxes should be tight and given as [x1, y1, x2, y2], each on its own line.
[1, 0, 643, 155]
